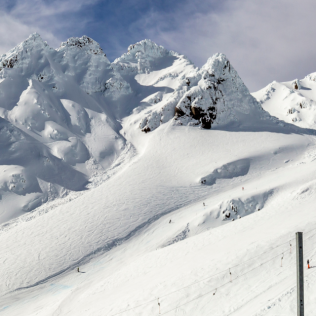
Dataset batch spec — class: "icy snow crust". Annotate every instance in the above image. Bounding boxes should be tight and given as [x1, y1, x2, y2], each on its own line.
[2, 33, 316, 316]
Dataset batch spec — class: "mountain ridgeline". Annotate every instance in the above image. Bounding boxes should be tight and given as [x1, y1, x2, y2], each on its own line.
[0, 33, 265, 220]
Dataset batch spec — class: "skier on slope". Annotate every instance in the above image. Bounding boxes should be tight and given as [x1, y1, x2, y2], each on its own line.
[307, 260, 310, 269]
[77, 267, 80, 272]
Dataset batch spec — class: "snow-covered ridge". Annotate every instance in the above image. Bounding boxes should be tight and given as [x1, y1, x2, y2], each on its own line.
[252, 74, 316, 129]
[0, 32, 275, 221]
[139, 53, 264, 132]
[115, 39, 170, 62]
[58, 35, 107, 56]
[0, 33, 49, 70]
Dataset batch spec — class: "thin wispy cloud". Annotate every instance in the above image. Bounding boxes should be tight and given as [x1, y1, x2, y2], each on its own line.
[0, 0, 99, 54]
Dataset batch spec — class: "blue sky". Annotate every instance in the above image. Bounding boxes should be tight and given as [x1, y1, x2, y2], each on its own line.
[1, 0, 316, 91]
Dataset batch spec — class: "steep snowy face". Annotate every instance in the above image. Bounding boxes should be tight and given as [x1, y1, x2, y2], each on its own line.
[139, 53, 262, 132]
[57, 36, 113, 94]
[110, 39, 197, 120]
[252, 74, 316, 129]
[0, 34, 125, 222]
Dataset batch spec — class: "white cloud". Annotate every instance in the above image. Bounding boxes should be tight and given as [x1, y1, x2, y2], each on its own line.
[0, 0, 98, 55]
[1, 0, 316, 91]
[134, 0, 316, 91]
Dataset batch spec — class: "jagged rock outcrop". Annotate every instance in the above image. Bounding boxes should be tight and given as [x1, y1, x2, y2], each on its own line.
[292, 79, 301, 90]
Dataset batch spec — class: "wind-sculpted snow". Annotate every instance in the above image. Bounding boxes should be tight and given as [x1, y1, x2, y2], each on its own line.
[104, 73, 132, 99]
[199, 159, 251, 186]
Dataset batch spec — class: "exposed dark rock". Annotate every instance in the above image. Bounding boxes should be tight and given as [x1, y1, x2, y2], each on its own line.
[142, 127, 151, 133]
[1, 55, 18, 70]
[175, 107, 185, 117]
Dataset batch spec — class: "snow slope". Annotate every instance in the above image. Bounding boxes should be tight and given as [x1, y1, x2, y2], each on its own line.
[1, 34, 316, 316]
[252, 74, 316, 129]
[2, 120, 316, 316]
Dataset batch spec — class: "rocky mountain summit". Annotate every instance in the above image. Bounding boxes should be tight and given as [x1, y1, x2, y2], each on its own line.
[138, 52, 264, 132]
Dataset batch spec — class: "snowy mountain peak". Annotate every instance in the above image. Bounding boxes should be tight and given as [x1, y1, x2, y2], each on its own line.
[0, 33, 48, 71]
[201, 53, 230, 78]
[115, 39, 169, 64]
[174, 53, 261, 128]
[58, 35, 108, 58]
[200, 53, 250, 93]
[139, 53, 263, 132]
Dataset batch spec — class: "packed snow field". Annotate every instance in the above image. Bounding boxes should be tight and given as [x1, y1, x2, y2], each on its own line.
[1, 34, 316, 315]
